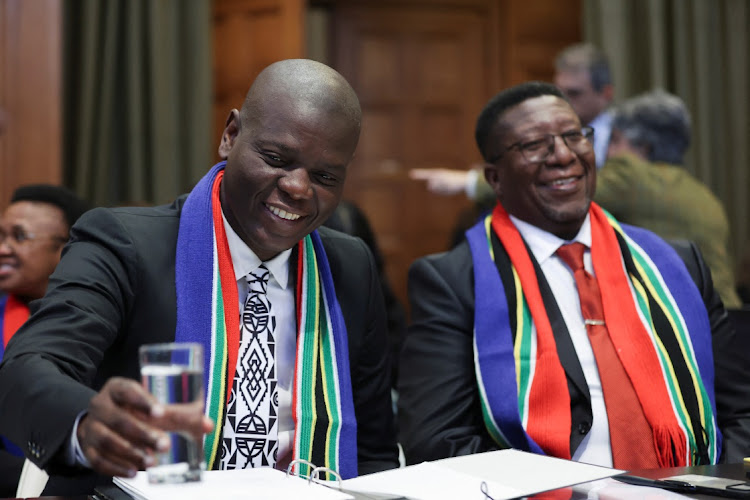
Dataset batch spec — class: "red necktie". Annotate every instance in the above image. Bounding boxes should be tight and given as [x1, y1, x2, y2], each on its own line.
[556, 242, 658, 469]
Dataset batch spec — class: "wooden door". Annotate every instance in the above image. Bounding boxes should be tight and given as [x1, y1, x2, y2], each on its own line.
[331, 2, 494, 316]
[0, 0, 62, 207]
[212, 0, 306, 151]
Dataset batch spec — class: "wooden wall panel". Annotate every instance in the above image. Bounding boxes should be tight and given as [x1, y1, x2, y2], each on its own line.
[497, 0, 582, 85]
[328, 0, 580, 314]
[211, 0, 581, 313]
[333, 3, 492, 313]
[212, 0, 305, 152]
[0, 0, 62, 208]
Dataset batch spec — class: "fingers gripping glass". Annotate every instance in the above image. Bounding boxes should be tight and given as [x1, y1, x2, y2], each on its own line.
[491, 126, 594, 164]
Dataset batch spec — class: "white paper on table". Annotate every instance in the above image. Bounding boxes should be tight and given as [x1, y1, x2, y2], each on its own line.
[113, 468, 353, 500]
[573, 478, 692, 499]
[341, 461, 524, 500]
[341, 449, 622, 500]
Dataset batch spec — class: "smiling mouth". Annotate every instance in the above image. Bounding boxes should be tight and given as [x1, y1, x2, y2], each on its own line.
[0, 262, 17, 276]
[547, 176, 581, 189]
[266, 204, 302, 221]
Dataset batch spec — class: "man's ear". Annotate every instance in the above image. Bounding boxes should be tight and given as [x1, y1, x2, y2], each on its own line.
[483, 162, 503, 199]
[601, 83, 615, 105]
[218, 109, 241, 159]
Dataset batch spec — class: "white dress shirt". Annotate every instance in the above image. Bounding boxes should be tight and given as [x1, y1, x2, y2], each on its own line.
[70, 215, 300, 469]
[509, 214, 612, 466]
[222, 214, 296, 467]
[588, 110, 613, 169]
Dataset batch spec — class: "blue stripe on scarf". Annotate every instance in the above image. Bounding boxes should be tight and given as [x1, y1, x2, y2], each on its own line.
[175, 162, 226, 398]
[468, 218, 720, 457]
[310, 231, 358, 478]
[620, 224, 721, 456]
[174, 162, 357, 476]
[466, 222, 543, 454]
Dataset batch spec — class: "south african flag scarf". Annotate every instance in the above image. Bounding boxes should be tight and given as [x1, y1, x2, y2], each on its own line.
[174, 162, 357, 478]
[467, 202, 720, 466]
[0, 294, 29, 359]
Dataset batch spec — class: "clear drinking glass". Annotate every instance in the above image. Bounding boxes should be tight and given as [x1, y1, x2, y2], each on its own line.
[139, 342, 204, 483]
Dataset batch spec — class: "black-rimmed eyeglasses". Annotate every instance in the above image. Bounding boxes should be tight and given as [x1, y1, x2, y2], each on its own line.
[490, 126, 594, 164]
[0, 227, 68, 247]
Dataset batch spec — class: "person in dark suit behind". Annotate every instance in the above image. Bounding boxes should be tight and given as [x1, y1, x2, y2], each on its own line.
[323, 200, 406, 388]
[398, 82, 750, 470]
[0, 184, 89, 497]
[0, 59, 398, 495]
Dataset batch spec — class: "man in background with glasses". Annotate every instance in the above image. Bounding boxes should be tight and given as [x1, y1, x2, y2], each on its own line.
[398, 82, 750, 469]
[0, 184, 89, 497]
[410, 43, 614, 198]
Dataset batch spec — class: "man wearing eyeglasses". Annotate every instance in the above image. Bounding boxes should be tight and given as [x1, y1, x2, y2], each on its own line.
[410, 43, 614, 198]
[0, 184, 89, 496]
[398, 81, 750, 469]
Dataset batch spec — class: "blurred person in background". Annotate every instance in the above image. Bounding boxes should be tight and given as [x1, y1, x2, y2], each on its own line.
[0, 184, 89, 497]
[599, 89, 741, 308]
[323, 200, 406, 388]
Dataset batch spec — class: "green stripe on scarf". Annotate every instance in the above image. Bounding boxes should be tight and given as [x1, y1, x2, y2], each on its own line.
[177, 162, 357, 477]
[474, 338, 511, 449]
[320, 300, 341, 473]
[471, 207, 718, 465]
[294, 234, 347, 478]
[512, 268, 534, 425]
[608, 216, 717, 463]
[205, 256, 228, 468]
[296, 237, 320, 475]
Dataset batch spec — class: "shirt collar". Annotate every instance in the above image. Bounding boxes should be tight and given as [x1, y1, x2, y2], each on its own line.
[509, 213, 592, 265]
[588, 109, 613, 130]
[222, 212, 292, 289]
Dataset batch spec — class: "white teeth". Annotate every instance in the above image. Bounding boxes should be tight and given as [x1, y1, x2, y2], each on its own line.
[268, 205, 301, 221]
[551, 177, 575, 186]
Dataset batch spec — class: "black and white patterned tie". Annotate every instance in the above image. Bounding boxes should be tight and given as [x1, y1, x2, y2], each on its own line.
[221, 265, 278, 469]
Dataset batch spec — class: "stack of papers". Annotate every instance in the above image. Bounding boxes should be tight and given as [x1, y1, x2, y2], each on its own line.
[113, 468, 353, 500]
[341, 449, 622, 500]
[113, 449, 622, 500]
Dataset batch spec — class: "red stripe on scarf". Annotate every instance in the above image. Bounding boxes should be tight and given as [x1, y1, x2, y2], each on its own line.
[491, 204, 571, 459]
[210, 171, 240, 406]
[291, 239, 305, 461]
[590, 204, 686, 466]
[3, 295, 30, 347]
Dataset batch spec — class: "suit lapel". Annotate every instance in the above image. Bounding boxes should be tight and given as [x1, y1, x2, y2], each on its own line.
[490, 233, 592, 454]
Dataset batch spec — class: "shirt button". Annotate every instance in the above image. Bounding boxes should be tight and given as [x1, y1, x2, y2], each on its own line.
[578, 421, 591, 434]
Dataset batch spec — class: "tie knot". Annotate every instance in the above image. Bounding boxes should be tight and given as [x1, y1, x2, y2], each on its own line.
[247, 265, 270, 292]
[556, 242, 587, 272]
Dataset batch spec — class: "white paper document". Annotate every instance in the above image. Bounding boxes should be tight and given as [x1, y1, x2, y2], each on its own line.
[113, 468, 353, 500]
[573, 478, 691, 499]
[113, 450, 621, 500]
[341, 449, 622, 500]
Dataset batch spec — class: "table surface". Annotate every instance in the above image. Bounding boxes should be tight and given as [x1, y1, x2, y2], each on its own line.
[4, 462, 749, 500]
[528, 462, 750, 499]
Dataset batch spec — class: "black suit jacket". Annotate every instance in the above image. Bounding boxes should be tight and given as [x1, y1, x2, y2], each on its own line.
[0, 443, 23, 497]
[0, 196, 398, 494]
[398, 235, 750, 465]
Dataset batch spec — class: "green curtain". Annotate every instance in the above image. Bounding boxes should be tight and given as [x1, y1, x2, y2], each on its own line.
[63, 0, 213, 207]
[583, 0, 749, 286]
